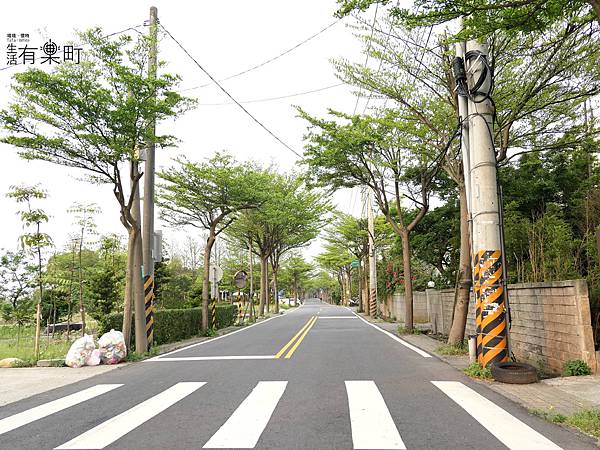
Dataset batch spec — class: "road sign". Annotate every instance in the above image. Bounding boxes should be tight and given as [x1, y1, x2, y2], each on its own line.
[234, 270, 248, 289]
[209, 265, 223, 283]
[350, 260, 359, 268]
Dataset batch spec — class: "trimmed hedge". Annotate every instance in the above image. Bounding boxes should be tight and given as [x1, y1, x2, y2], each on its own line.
[98, 303, 238, 351]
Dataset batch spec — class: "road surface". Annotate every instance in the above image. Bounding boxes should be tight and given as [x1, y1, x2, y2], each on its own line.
[0, 299, 595, 449]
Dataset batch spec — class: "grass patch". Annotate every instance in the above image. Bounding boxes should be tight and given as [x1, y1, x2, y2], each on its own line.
[436, 341, 468, 356]
[0, 335, 73, 361]
[397, 325, 423, 335]
[124, 347, 159, 362]
[567, 410, 600, 438]
[531, 409, 600, 438]
[464, 362, 492, 379]
[530, 409, 567, 424]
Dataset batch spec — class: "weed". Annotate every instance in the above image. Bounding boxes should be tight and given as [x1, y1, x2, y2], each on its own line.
[397, 326, 423, 335]
[530, 409, 567, 423]
[436, 342, 468, 356]
[563, 359, 592, 377]
[532, 408, 600, 438]
[204, 328, 218, 337]
[566, 410, 600, 438]
[463, 362, 492, 379]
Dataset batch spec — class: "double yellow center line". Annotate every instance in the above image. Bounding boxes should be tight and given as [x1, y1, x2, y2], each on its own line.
[275, 316, 318, 359]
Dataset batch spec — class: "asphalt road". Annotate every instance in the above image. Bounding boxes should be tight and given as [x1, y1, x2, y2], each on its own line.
[0, 299, 596, 450]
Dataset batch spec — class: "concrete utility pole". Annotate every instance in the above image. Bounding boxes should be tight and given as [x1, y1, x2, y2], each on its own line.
[133, 160, 148, 353]
[465, 40, 509, 367]
[142, 6, 158, 350]
[367, 188, 377, 318]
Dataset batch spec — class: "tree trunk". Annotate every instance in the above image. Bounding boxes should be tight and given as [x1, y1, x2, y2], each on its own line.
[293, 277, 298, 307]
[448, 182, 472, 345]
[78, 229, 86, 336]
[132, 223, 147, 352]
[259, 255, 268, 316]
[357, 260, 364, 312]
[122, 226, 136, 351]
[362, 257, 370, 315]
[589, 0, 600, 19]
[272, 267, 279, 314]
[202, 231, 216, 331]
[401, 229, 414, 331]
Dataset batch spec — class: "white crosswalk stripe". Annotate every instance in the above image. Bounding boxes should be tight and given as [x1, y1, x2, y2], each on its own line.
[0, 384, 122, 436]
[432, 381, 563, 450]
[0, 380, 566, 450]
[345, 380, 406, 450]
[203, 381, 287, 449]
[55, 382, 205, 450]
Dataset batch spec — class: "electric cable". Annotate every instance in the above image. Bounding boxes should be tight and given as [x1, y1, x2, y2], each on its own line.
[179, 19, 341, 92]
[196, 83, 344, 106]
[160, 22, 301, 158]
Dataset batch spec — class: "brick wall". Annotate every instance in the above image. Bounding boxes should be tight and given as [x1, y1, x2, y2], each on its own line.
[425, 279, 597, 374]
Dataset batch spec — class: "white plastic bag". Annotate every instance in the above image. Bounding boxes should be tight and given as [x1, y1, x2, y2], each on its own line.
[85, 349, 102, 366]
[65, 334, 95, 368]
[98, 329, 127, 365]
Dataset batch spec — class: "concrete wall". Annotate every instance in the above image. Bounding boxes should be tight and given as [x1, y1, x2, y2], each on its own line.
[383, 292, 429, 323]
[424, 279, 597, 374]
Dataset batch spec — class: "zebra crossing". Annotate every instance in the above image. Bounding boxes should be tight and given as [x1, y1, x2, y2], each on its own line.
[0, 380, 563, 450]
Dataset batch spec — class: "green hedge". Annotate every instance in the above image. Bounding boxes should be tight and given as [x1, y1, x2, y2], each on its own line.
[98, 303, 238, 351]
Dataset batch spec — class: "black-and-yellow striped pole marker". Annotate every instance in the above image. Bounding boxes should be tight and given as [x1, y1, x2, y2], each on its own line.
[473, 250, 508, 367]
[211, 298, 217, 330]
[144, 274, 154, 351]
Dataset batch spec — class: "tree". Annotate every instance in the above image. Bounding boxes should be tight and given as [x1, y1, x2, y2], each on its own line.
[0, 29, 192, 352]
[281, 255, 314, 305]
[7, 185, 53, 358]
[323, 214, 369, 310]
[316, 242, 354, 305]
[327, 15, 599, 342]
[227, 173, 328, 315]
[300, 109, 446, 330]
[336, 0, 599, 38]
[157, 153, 269, 330]
[68, 202, 100, 335]
[0, 250, 34, 311]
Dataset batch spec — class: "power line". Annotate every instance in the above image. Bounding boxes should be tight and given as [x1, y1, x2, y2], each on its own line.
[179, 19, 341, 92]
[0, 24, 145, 72]
[353, 4, 379, 115]
[196, 83, 344, 106]
[160, 22, 302, 158]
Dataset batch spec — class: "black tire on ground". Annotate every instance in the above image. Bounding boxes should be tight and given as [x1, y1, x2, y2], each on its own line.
[491, 362, 538, 384]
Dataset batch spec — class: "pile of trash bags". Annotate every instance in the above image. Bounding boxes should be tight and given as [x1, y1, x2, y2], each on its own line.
[65, 329, 127, 368]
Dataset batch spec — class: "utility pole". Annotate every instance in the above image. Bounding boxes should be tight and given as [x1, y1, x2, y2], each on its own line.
[367, 188, 377, 318]
[248, 239, 254, 321]
[464, 39, 509, 367]
[142, 6, 158, 350]
[133, 160, 148, 353]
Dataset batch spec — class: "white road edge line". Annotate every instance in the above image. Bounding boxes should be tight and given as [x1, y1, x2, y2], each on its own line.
[432, 381, 563, 450]
[149, 355, 277, 361]
[0, 384, 123, 436]
[345, 307, 431, 358]
[146, 314, 284, 361]
[203, 381, 287, 449]
[345, 380, 406, 450]
[55, 382, 206, 450]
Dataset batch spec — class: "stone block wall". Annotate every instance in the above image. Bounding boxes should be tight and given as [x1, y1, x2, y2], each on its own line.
[383, 292, 429, 323]
[424, 279, 597, 374]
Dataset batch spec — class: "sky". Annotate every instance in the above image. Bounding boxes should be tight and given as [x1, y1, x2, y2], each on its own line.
[0, 0, 389, 262]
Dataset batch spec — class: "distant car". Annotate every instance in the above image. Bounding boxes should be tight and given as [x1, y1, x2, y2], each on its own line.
[349, 298, 359, 307]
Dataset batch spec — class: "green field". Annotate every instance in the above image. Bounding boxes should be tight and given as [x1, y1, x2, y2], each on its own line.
[0, 324, 83, 362]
